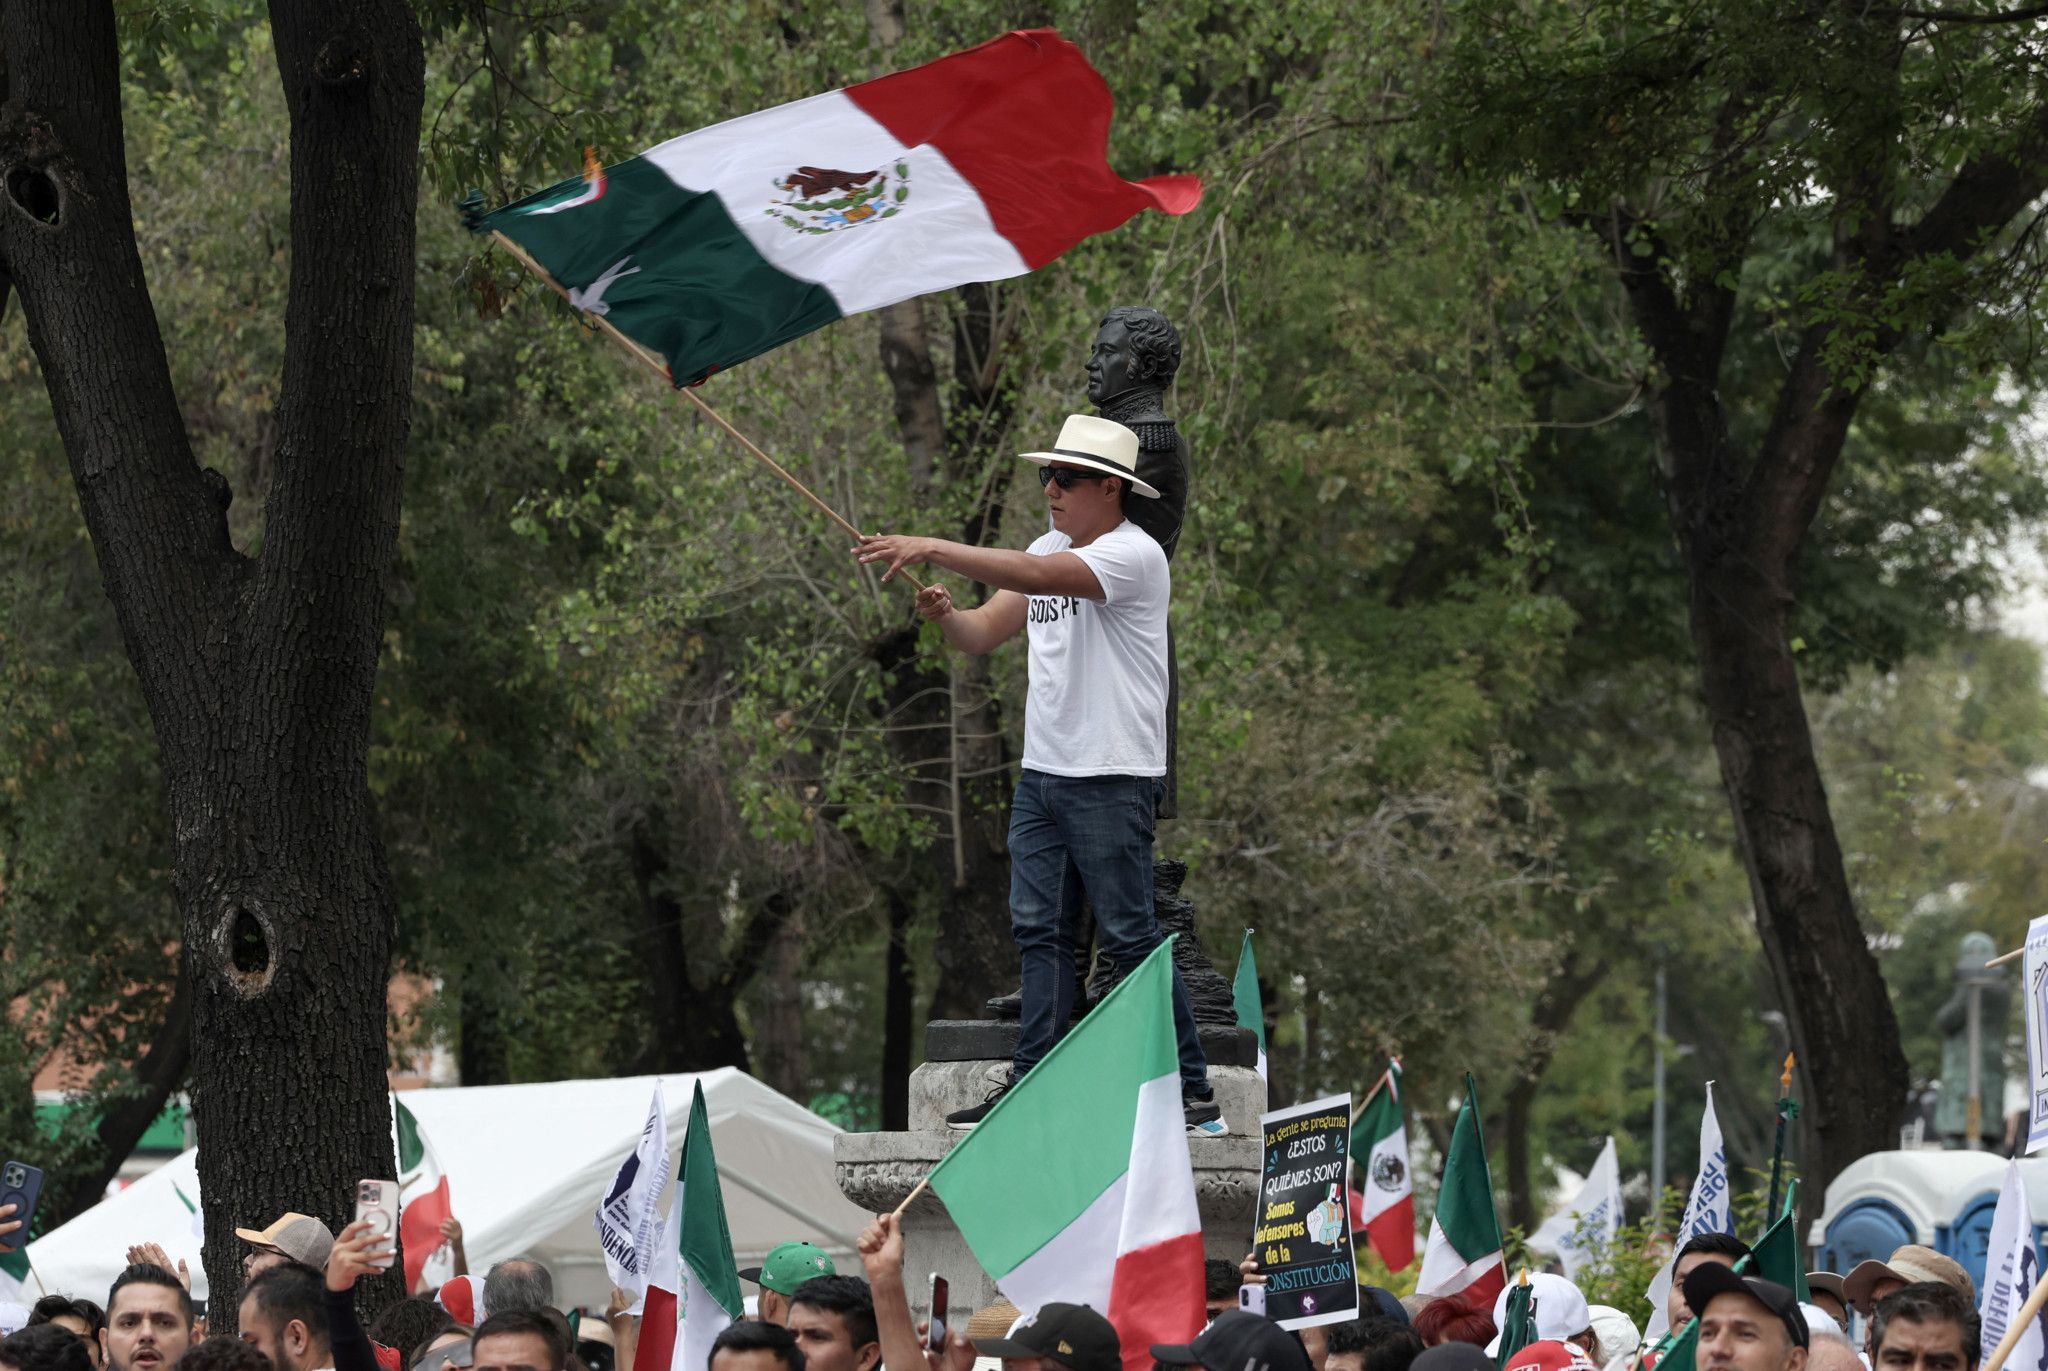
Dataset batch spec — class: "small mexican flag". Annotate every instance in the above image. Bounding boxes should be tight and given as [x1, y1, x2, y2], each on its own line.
[174, 1181, 205, 1240]
[397, 1099, 455, 1292]
[1232, 930, 1267, 1083]
[929, 940, 1204, 1371]
[471, 29, 1200, 387]
[0, 1247, 31, 1306]
[1414, 1075, 1505, 1309]
[635, 1084, 743, 1371]
[1350, 1060, 1415, 1271]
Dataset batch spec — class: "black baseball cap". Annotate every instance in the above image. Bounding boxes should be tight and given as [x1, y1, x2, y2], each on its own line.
[975, 1302, 1121, 1371]
[1681, 1265, 1809, 1350]
[1152, 1310, 1312, 1371]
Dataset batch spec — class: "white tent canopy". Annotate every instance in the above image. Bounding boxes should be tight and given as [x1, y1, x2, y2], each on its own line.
[24, 1069, 872, 1310]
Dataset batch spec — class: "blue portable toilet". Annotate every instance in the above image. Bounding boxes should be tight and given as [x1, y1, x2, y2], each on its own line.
[1809, 1152, 2008, 1278]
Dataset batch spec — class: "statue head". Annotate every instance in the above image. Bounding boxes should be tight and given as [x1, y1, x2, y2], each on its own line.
[1087, 306, 1183, 405]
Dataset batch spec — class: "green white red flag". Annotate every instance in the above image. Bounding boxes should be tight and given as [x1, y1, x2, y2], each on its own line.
[1232, 930, 1267, 1083]
[635, 1084, 743, 1371]
[928, 940, 1204, 1371]
[470, 29, 1200, 386]
[396, 1098, 455, 1292]
[1349, 1060, 1414, 1271]
[1413, 1075, 1504, 1308]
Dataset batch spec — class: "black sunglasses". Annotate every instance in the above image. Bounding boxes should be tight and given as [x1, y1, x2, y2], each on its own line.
[1040, 466, 1112, 489]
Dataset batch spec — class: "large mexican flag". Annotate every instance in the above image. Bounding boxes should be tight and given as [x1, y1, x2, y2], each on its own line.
[929, 939, 1204, 1371]
[1413, 1075, 1505, 1309]
[471, 29, 1200, 386]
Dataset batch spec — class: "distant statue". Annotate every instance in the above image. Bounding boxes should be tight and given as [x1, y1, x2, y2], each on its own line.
[1936, 931, 2009, 1148]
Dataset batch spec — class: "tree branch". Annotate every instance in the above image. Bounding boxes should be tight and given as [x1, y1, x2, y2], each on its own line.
[1895, 2, 2048, 22]
[0, 0, 233, 721]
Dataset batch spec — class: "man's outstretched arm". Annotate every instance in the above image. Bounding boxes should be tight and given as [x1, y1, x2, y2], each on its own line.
[917, 583, 1028, 655]
[857, 534, 1105, 600]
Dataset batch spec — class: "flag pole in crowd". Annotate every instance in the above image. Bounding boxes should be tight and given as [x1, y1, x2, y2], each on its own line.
[636, 1083, 742, 1371]
[464, 28, 1201, 594]
[1764, 1052, 1797, 1221]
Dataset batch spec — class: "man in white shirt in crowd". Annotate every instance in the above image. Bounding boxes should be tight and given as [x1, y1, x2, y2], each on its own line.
[857, 413, 1219, 1131]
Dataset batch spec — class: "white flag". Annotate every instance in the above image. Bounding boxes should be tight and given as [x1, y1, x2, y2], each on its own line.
[1532, 1137, 1622, 1279]
[1643, 1084, 1731, 1342]
[1980, 1159, 2048, 1369]
[2025, 918, 2048, 1154]
[595, 1083, 671, 1312]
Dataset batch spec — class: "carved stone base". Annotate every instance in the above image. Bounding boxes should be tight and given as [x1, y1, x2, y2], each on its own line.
[835, 1047, 1264, 1316]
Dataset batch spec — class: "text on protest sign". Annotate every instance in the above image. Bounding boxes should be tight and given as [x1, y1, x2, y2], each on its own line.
[1256, 1093, 1361, 1331]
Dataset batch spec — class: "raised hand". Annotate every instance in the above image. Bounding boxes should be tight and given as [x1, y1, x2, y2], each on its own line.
[326, 1218, 396, 1291]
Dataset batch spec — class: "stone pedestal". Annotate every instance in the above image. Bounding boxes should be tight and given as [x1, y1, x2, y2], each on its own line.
[835, 1021, 1264, 1316]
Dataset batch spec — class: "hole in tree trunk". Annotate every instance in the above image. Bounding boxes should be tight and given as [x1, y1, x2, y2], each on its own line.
[222, 904, 275, 994]
[5, 168, 59, 226]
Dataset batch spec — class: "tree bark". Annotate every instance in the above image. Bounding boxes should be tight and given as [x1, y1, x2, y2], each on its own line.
[0, 0, 422, 1327]
[1503, 954, 1608, 1233]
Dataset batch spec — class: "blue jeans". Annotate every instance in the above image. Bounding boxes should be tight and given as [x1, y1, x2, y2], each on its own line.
[1008, 769, 1209, 1092]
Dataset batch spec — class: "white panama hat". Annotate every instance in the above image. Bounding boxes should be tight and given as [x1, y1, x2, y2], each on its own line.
[1019, 413, 1160, 499]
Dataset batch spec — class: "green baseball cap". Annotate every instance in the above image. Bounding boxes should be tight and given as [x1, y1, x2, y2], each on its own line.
[737, 1241, 836, 1295]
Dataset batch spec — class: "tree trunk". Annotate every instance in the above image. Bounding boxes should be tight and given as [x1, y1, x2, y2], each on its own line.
[1503, 954, 1609, 1233]
[1683, 538, 1909, 1185]
[0, 0, 423, 1327]
[881, 890, 915, 1131]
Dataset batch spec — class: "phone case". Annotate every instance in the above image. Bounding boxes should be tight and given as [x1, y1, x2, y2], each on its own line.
[354, 1179, 399, 1270]
[0, 1161, 45, 1253]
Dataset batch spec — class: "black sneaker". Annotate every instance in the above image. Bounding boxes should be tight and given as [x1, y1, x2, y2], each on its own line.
[1184, 1087, 1225, 1136]
[947, 1081, 1012, 1129]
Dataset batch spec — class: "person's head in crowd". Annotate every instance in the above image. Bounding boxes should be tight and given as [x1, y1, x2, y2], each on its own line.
[234, 1214, 336, 1281]
[1804, 1334, 1861, 1371]
[239, 1261, 331, 1371]
[1799, 1306, 1843, 1345]
[1412, 1299, 1496, 1350]
[1327, 1318, 1424, 1371]
[1204, 1261, 1239, 1324]
[1681, 1264, 1807, 1371]
[177, 1337, 276, 1371]
[1846, 1250, 1975, 1319]
[1501, 1341, 1596, 1371]
[371, 1299, 457, 1368]
[483, 1261, 556, 1317]
[576, 1315, 615, 1371]
[101, 1264, 193, 1371]
[1362, 1290, 1410, 1328]
[1487, 1277, 1593, 1361]
[972, 1302, 1120, 1371]
[1804, 1278, 1847, 1332]
[1152, 1309, 1313, 1371]
[1409, 1347, 1492, 1371]
[1669, 1234, 1756, 1335]
[739, 1246, 836, 1331]
[1585, 1307, 1637, 1368]
[1, 1324, 96, 1371]
[411, 1327, 475, 1371]
[27, 1299, 103, 1371]
[709, 1322, 804, 1371]
[473, 1312, 568, 1371]
[786, 1277, 877, 1371]
[1868, 1283, 1979, 1371]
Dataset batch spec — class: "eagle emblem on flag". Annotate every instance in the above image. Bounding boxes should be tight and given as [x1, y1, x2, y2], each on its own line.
[766, 161, 909, 234]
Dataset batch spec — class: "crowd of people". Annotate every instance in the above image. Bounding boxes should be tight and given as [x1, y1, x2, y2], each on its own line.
[0, 1198, 1991, 1371]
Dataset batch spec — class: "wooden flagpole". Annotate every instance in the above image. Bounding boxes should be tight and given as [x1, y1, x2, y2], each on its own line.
[1983, 1273, 2048, 1371]
[487, 230, 928, 593]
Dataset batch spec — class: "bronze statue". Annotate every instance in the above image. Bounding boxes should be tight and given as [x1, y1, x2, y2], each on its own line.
[1090, 307, 1188, 816]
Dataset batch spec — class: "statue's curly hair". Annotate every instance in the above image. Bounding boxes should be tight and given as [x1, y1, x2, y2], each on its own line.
[1100, 306, 1182, 388]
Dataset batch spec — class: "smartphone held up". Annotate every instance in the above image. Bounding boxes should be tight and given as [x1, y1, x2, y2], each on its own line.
[354, 1179, 399, 1271]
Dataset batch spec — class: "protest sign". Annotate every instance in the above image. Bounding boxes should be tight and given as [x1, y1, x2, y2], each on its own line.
[1256, 1093, 1360, 1330]
[2026, 919, 2048, 1155]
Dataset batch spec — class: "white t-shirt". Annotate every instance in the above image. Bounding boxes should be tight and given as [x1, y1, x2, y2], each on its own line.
[1020, 520, 1170, 777]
